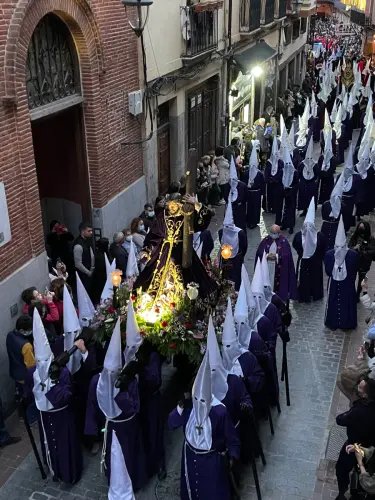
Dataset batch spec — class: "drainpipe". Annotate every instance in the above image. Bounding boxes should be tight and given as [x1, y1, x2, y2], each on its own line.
[225, 0, 233, 144]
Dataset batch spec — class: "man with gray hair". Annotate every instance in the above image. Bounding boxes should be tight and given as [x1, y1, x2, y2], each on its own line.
[109, 232, 128, 276]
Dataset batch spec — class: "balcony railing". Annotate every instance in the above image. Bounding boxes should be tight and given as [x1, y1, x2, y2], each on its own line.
[181, 5, 218, 58]
[239, 0, 261, 33]
[263, 0, 276, 24]
[277, 0, 287, 18]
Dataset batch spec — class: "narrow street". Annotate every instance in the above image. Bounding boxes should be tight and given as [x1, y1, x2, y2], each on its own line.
[0, 136, 371, 500]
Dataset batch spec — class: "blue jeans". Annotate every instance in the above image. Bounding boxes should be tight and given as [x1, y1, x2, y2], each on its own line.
[0, 397, 11, 445]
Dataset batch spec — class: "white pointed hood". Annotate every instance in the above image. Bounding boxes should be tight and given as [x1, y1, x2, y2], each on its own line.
[124, 300, 143, 366]
[357, 141, 371, 179]
[296, 99, 309, 147]
[241, 264, 257, 319]
[101, 259, 117, 302]
[359, 116, 374, 160]
[338, 83, 346, 102]
[252, 259, 269, 315]
[207, 315, 228, 401]
[229, 157, 238, 202]
[248, 146, 259, 186]
[302, 135, 315, 178]
[330, 100, 338, 123]
[322, 127, 334, 171]
[63, 285, 82, 375]
[261, 252, 273, 301]
[324, 108, 332, 132]
[330, 173, 345, 219]
[126, 238, 139, 279]
[311, 92, 318, 118]
[302, 198, 317, 259]
[343, 144, 355, 192]
[371, 139, 375, 165]
[287, 121, 296, 154]
[301, 97, 310, 129]
[32, 308, 54, 412]
[185, 351, 213, 451]
[222, 201, 240, 258]
[333, 216, 348, 281]
[270, 134, 280, 176]
[333, 104, 342, 139]
[221, 297, 245, 375]
[97, 318, 123, 419]
[365, 95, 373, 128]
[282, 139, 295, 188]
[76, 272, 96, 326]
[280, 114, 287, 139]
[109, 431, 135, 500]
[235, 281, 253, 350]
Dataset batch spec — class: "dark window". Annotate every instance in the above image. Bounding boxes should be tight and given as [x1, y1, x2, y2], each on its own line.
[284, 25, 292, 45]
[264, 0, 275, 24]
[187, 77, 219, 158]
[278, 0, 287, 18]
[300, 17, 307, 33]
[292, 19, 300, 39]
[239, 0, 261, 32]
[26, 14, 81, 110]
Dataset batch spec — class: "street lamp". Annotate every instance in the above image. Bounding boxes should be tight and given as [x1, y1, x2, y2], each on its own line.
[121, 0, 153, 37]
[250, 65, 263, 126]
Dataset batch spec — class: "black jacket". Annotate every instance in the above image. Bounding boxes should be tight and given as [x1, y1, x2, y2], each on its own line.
[109, 243, 128, 276]
[337, 399, 375, 446]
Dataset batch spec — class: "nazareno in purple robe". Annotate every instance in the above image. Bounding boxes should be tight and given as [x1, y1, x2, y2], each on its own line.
[256, 235, 297, 301]
[223, 180, 248, 233]
[168, 404, 241, 500]
[247, 328, 279, 407]
[26, 366, 83, 484]
[280, 171, 299, 231]
[222, 373, 252, 427]
[324, 249, 359, 330]
[321, 201, 340, 251]
[293, 231, 326, 302]
[84, 374, 148, 490]
[218, 228, 247, 291]
[241, 169, 265, 228]
[338, 173, 361, 232]
[297, 162, 318, 211]
[138, 351, 165, 477]
[238, 351, 265, 395]
[316, 155, 336, 205]
[264, 302, 282, 336]
[262, 159, 284, 214]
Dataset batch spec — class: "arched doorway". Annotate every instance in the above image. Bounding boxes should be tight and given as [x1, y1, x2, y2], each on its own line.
[26, 13, 91, 242]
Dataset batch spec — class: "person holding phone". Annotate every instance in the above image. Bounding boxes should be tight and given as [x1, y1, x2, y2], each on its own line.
[349, 221, 375, 301]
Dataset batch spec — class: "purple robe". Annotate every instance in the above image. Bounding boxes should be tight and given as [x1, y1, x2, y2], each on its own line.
[238, 351, 265, 394]
[139, 351, 165, 477]
[262, 159, 284, 214]
[355, 166, 373, 217]
[248, 329, 279, 407]
[337, 125, 346, 164]
[271, 293, 286, 314]
[293, 231, 326, 302]
[264, 302, 282, 336]
[338, 173, 361, 232]
[308, 116, 320, 143]
[197, 229, 214, 262]
[26, 366, 82, 484]
[168, 405, 240, 500]
[84, 374, 147, 490]
[324, 249, 359, 330]
[297, 162, 318, 211]
[241, 170, 265, 228]
[321, 201, 340, 251]
[320, 129, 337, 157]
[223, 181, 247, 233]
[222, 374, 252, 426]
[280, 171, 299, 230]
[316, 155, 335, 205]
[256, 236, 297, 301]
[218, 228, 247, 291]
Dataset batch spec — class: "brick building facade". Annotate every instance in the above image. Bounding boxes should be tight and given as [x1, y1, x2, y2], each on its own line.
[0, 0, 145, 408]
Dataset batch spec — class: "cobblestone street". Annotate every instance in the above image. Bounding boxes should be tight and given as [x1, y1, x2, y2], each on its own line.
[0, 137, 371, 500]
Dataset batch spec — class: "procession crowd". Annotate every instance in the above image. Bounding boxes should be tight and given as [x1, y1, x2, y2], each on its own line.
[4, 23, 375, 500]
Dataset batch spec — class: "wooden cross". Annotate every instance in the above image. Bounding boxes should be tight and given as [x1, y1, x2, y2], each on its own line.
[182, 148, 198, 269]
[40, 381, 46, 391]
[195, 424, 203, 436]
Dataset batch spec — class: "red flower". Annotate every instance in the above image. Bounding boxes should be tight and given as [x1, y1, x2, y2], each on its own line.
[161, 321, 168, 328]
[121, 331, 126, 339]
[169, 343, 177, 349]
[140, 330, 146, 337]
[185, 323, 192, 329]
[108, 306, 115, 314]
[131, 295, 136, 302]
[155, 307, 160, 313]
[170, 302, 176, 308]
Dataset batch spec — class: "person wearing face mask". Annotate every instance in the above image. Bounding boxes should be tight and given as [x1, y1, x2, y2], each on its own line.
[325, 216, 359, 331]
[349, 221, 375, 301]
[130, 217, 147, 250]
[139, 203, 155, 231]
[255, 224, 297, 302]
[6, 315, 35, 387]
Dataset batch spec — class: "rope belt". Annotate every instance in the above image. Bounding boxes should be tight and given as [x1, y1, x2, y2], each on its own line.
[100, 413, 136, 473]
[40, 405, 68, 477]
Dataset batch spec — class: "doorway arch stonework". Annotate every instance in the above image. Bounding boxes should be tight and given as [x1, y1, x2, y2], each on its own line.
[0, 0, 105, 262]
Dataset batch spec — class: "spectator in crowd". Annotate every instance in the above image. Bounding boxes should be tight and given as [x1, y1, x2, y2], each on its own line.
[215, 146, 229, 205]
[73, 222, 95, 296]
[224, 138, 241, 163]
[48, 258, 68, 282]
[6, 315, 35, 385]
[349, 221, 375, 302]
[139, 203, 155, 231]
[22, 287, 59, 324]
[92, 237, 110, 305]
[0, 397, 21, 448]
[109, 232, 128, 276]
[130, 218, 147, 250]
[46, 220, 74, 269]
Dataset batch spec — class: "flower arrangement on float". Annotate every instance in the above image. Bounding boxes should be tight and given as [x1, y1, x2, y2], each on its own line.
[90, 261, 237, 365]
